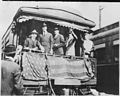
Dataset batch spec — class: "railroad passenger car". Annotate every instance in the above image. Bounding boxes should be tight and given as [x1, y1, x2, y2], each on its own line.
[1, 6, 97, 95]
[91, 22, 119, 94]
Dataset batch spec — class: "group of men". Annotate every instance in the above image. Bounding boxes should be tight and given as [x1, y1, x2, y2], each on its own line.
[24, 22, 94, 57]
[24, 23, 65, 55]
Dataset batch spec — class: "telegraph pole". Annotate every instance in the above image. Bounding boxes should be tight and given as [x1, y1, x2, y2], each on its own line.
[99, 6, 104, 28]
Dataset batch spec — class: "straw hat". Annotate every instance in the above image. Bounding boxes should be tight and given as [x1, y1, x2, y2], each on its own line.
[30, 29, 38, 35]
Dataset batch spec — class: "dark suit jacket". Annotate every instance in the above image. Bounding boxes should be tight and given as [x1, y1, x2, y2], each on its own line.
[53, 34, 65, 55]
[1, 59, 23, 95]
[39, 32, 53, 53]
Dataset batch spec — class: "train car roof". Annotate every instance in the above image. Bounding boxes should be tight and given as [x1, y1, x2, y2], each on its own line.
[13, 6, 96, 28]
[2, 6, 96, 45]
[91, 22, 119, 40]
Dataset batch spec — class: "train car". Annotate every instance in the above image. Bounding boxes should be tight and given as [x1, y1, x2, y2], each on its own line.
[91, 22, 119, 95]
[1, 6, 97, 95]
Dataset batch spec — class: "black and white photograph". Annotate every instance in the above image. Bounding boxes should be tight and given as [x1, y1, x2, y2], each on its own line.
[0, 1, 119, 96]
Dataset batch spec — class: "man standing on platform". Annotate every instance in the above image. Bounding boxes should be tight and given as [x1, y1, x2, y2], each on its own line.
[39, 23, 53, 54]
[83, 32, 94, 58]
[65, 28, 78, 56]
[53, 27, 65, 55]
[83, 32, 94, 78]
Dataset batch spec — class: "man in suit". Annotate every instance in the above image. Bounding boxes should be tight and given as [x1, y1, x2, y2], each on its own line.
[39, 23, 53, 54]
[1, 44, 23, 95]
[53, 27, 65, 55]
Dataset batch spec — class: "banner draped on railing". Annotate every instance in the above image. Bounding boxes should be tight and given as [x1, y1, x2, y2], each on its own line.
[22, 52, 95, 81]
[22, 52, 47, 80]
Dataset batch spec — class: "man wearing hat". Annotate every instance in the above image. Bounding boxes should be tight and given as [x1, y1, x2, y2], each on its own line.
[24, 29, 44, 52]
[39, 23, 53, 54]
[53, 27, 65, 55]
[83, 32, 94, 78]
[1, 44, 23, 95]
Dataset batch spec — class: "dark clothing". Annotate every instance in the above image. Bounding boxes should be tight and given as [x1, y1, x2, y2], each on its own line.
[53, 34, 65, 55]
[24, 38, 42, 50]
[1, 59, 23, 95]
[39, 33, 53, 53]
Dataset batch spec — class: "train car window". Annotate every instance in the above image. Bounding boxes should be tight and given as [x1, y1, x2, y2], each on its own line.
[113, 45, 119, 63]
[95, 48, 106, 64]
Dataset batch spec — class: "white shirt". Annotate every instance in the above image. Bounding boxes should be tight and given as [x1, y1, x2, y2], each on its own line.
[83, 40, 93, 54]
